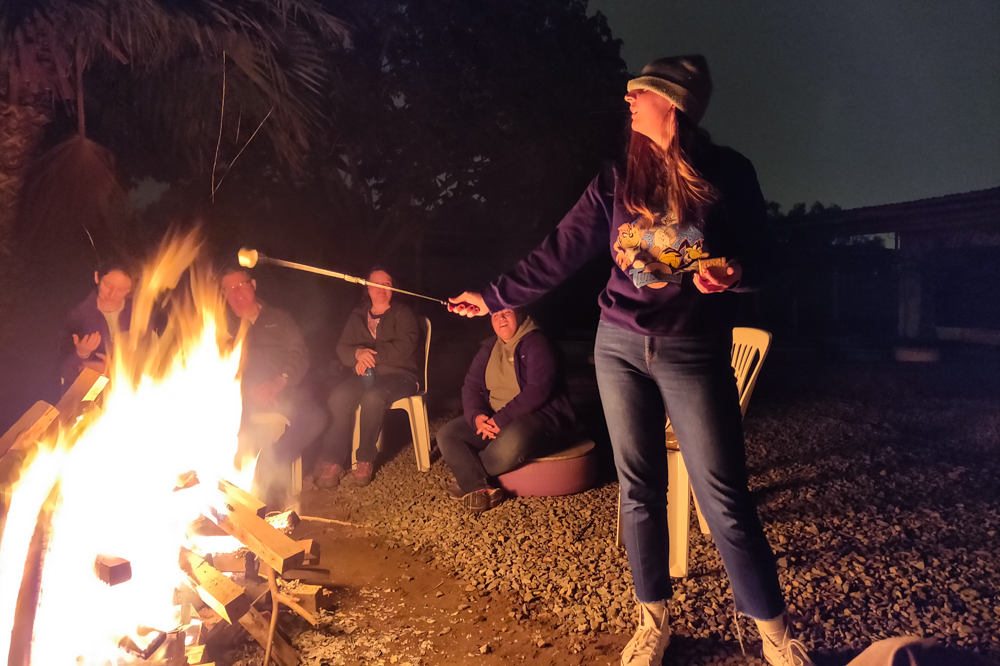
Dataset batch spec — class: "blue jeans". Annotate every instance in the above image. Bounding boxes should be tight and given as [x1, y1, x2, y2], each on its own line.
[594, 320, 785, 620]
[437, 414, 552, 494]
[324, 373, 419, 465]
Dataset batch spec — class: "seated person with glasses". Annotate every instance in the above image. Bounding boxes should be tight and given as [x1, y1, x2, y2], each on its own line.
[221, 265, 328, 510]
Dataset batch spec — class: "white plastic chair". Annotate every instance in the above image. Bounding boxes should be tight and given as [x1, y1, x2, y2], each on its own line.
[246, 412, 302, 508]
[351, 317, 432, 472]
[614, 327, 772, 578]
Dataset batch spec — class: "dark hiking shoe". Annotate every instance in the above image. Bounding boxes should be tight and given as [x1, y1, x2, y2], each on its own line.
[461, 487, 505, 513]
[345, 461, 374, 487]
[315, 463, 345, 489]
[445, 479, 463, 500]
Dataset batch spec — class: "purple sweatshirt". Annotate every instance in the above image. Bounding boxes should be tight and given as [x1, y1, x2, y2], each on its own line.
[59, 290, 132, 388]
[482, 145, 771, 338]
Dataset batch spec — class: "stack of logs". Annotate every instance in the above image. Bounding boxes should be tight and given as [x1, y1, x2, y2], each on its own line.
[0, 369, 332, 666]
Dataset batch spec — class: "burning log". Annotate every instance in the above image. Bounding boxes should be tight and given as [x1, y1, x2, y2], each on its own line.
[219, 479, 266, 518]
[237, 607, 300, 666]
[179, 548, 250, 624]
[211, 551, 257, 575]
[1, 369, 107, 512]
[94, 554, 132, 586]
[265, 509, 300, 531]
[0, 401, 59, 460]
[118, 629, 168, 660]
[208, 495, 305, 574]
[53, 367, 109, 426]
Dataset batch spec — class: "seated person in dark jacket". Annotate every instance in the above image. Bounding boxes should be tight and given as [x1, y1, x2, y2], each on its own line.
[60, 257, 134, 389]
[317, 268, 421, 489]
[437, 308, 577, 513]
[222, 266, 328, 509]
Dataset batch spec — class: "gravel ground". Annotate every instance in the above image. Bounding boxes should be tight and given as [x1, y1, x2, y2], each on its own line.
[307, 362, 1000, 664]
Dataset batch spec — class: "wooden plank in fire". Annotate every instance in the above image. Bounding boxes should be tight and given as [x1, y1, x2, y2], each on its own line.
[0, 401, 58, 459]
[218, 479, 266, 518]
[238, 607, 300, 666]
[207, 493, 305, 574]
[179, 548, 250, 624]
[54, 367, 109, 425]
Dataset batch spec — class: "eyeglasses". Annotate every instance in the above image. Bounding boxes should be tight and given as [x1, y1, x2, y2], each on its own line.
[223, 281, 252, 294]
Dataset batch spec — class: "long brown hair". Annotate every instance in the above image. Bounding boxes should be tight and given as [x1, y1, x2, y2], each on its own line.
[623, 106, 716, 228]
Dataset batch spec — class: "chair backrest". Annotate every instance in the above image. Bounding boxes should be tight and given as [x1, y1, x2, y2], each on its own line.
[418, 317, 431, 396]
[731, 327, 772, 418]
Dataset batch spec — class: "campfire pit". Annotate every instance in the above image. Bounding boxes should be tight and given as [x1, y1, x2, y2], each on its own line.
[0, 232, 323, 666]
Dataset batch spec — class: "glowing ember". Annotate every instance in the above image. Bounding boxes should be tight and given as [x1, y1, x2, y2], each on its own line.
[0, 231, 251, 665]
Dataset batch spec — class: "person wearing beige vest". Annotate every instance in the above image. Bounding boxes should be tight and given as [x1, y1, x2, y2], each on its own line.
[436, 308, 577, 513]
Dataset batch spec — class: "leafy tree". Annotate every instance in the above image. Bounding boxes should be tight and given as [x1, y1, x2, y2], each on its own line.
[0, 0, 347, 256]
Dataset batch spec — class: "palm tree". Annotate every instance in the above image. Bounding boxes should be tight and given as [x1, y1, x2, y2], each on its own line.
[0, 0, 348, 249]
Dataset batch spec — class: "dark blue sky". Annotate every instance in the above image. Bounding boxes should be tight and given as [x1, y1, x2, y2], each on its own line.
[589, 0, 1000, 210]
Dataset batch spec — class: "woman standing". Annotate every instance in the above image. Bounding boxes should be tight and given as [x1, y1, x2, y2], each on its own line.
[450, 56, 812, 666]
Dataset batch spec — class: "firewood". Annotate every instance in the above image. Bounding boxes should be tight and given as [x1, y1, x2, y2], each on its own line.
[185, 644, 211, 665]
[208, 495, 305, 574]
[265, 510, 300, 531]
[179, 548, 250, 624]
[211, 551, 256, 574]
[0, 402, 59, 511]
[285, 584, 332, 614]
[94, 554, 132, 586]
[54, 367, 108, 425]
[278, 568, 332, 585]
[237, 607, 300, 666]
[0, 401, 58, 459]
[219, 479, 266, 517]
[296, 539, 320, 565]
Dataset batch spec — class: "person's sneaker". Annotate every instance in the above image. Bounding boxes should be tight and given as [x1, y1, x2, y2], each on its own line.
[461, 487, 505, 513]
[344, 461, 374, 488]
[314, 463, 345, 489]
[445, 479, 463, 500]
[620, 601, 670, 666]
[760, 622, 814, 666]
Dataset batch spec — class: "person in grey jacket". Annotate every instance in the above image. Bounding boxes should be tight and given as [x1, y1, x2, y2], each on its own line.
[318, 268, 421, 488]
[222, 266, 327, 509]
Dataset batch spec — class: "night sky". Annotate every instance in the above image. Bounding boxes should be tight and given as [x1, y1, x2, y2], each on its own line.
[589, 0, 1000, 210]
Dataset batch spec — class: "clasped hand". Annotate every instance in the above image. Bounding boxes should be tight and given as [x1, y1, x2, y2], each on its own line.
[475, 414, 499, 440]
[354, 348, 377, 376]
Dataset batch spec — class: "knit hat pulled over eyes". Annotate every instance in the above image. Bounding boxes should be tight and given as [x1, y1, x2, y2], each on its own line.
[627, 55, 712, 125]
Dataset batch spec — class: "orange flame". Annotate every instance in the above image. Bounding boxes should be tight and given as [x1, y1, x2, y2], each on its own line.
[0, 230, 249, 665]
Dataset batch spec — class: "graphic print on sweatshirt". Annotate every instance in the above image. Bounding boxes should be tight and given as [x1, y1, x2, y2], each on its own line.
[612, 212, 708, 289]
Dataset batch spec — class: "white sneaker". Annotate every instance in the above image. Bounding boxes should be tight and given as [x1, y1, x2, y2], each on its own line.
[620, 601, 670, 666]
[760, 622, 814, 666]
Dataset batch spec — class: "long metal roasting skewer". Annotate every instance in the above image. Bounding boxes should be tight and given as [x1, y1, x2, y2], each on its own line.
[238, 248, 448, 305]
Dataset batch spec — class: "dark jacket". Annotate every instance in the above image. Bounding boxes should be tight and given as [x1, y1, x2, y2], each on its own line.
[481, 146, 772, 338]
[461, 329, 576, 433]
[240, 303, 310, 387]
[59, 290, 132, 388]
[336, 303, 420, 385]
